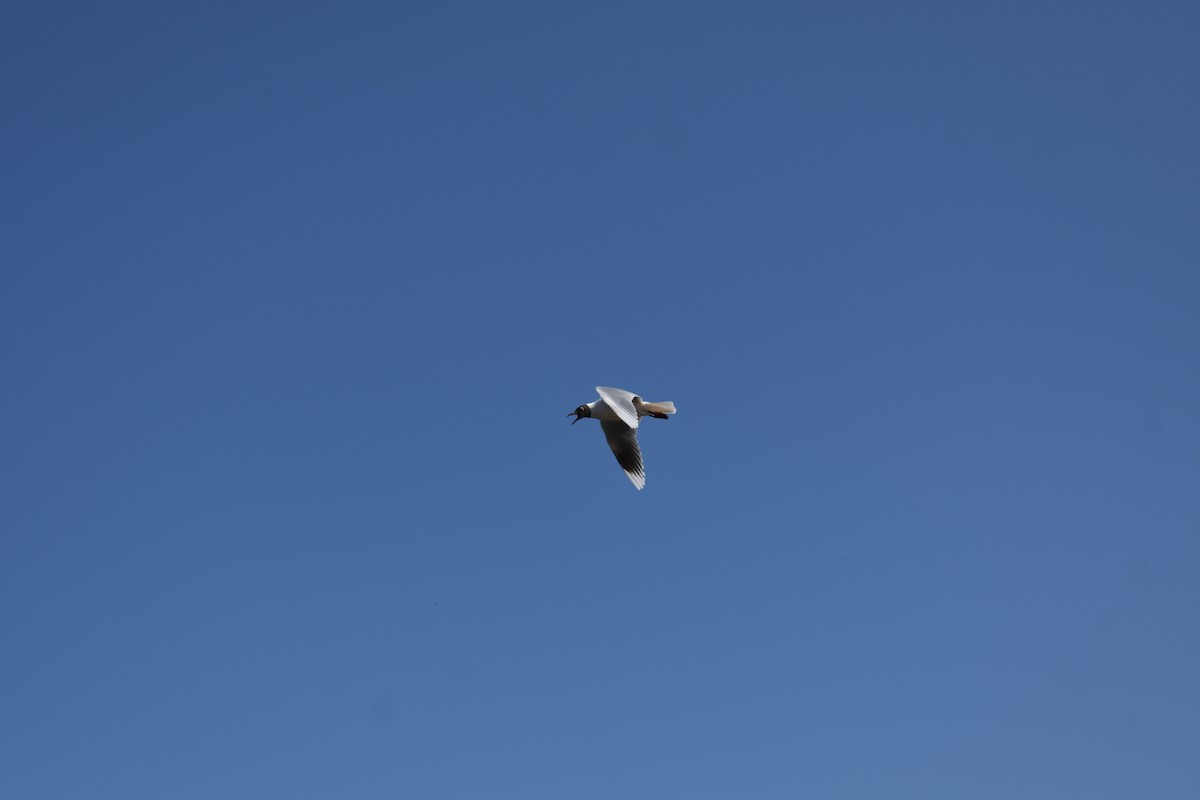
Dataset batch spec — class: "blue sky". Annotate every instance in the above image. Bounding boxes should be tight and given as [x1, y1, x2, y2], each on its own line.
[2, 2, 1198, 798]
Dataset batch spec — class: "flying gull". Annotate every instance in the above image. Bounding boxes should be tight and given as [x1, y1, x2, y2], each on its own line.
[569, 386, 676, 490]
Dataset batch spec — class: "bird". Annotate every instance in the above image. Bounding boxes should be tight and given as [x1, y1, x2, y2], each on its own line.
[568, 386, 677, 490]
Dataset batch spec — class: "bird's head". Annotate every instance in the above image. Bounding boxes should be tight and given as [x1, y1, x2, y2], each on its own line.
[568, 405, 591, 424]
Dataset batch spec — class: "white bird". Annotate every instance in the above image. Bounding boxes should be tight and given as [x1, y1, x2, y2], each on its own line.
[568, 386, 677, 490]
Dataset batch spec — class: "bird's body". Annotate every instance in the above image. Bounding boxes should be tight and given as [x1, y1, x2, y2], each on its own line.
[580, 399, 625, 424]
[580, 398, 673, 424]
[569, 386, 676, 490]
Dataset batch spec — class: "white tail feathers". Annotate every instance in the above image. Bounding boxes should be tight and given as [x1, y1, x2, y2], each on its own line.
[639, 400, 676, 416]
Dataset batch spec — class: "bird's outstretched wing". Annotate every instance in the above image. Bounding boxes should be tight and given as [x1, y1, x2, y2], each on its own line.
[601, 420, 645, 490]
[596, 386, 639, 429]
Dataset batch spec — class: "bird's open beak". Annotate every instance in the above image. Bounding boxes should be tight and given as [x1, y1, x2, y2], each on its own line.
[568, 412, 580, 424]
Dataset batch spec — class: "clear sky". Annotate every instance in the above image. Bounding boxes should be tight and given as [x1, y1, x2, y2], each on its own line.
[2, 2, 1198, 798]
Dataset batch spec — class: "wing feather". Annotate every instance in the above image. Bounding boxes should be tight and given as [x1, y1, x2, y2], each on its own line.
[596, 386, 640, 429]
[601, 420, 645, 490]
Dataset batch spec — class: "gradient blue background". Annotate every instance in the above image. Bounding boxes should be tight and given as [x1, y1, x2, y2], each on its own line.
[2, 2, 1198, 798]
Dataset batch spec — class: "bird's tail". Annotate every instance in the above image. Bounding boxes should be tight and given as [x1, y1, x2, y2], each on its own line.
[640, 400, 676, 419]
